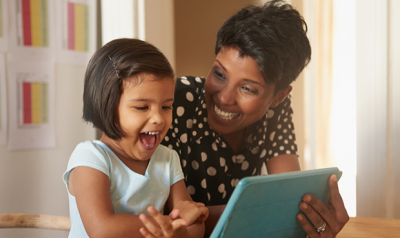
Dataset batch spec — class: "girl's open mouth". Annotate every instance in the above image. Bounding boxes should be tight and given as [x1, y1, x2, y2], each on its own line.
[139, 131, 159, 149]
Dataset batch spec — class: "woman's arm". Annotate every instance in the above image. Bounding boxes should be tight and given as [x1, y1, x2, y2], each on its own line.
[69, 166, 168, 238]
[204, 205, 226, 237]
[266, 154, 301, 174]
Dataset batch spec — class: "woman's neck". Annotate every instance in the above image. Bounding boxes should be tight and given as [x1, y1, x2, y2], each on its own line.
[221, 129, 246, 154]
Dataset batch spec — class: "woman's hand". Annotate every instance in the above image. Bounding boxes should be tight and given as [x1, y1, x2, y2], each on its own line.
[297, 174, 349, 237]
[139, 206, 190, 238]
[169, 200, 209, 225]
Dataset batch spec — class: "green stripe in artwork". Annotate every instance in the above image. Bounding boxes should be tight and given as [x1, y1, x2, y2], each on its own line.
[84, 5, 89, 51]
[41, 83, 48, 123]
[41, 0, 49, 47]
[0, 76, 2, 130]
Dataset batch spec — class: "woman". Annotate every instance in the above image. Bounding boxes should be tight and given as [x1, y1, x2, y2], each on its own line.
[162, 0, 349, 237]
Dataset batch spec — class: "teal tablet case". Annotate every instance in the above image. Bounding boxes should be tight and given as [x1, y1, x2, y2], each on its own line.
[209, 167, 342, 238]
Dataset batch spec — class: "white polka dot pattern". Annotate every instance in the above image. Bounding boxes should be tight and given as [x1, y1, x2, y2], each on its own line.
[161, 76, 298, 206]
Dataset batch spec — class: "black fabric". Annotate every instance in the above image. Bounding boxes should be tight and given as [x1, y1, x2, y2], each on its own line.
[161, 76, 298, 206]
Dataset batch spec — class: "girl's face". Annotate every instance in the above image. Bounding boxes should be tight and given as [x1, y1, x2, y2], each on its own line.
[115, 74, 175, 162]
[205, 47, 282, 137]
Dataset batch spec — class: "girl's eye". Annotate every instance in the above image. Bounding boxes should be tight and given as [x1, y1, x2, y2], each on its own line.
[135, 106, 148, 110]
[241, 86, 258, 95]
[163, 105, 173, 110]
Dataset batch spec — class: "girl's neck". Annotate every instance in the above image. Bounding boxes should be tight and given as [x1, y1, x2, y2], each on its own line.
[99, 134, 149, 175]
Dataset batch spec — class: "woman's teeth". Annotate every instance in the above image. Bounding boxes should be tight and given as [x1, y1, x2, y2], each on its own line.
[214, 105, 240, 120]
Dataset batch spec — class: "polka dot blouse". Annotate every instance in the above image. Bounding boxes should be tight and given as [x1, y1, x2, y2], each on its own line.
[161, 76, 298, 206]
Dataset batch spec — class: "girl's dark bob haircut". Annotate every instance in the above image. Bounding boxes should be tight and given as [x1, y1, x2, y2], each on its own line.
[82, 38, 174, 140]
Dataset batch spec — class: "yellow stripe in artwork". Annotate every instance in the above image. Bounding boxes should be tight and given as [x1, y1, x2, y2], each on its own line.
[30, 0, 42, 47]
[74, 4, 84, 51]
[31, 82, 42, 124]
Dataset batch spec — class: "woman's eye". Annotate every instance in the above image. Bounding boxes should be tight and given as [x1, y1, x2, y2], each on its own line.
[213, 70, 225, 80]
[135, 106, 148, 110]
[242, 86, 258, 95]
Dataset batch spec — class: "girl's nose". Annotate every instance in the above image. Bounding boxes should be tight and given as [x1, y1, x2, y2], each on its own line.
[149, 109, 165, 125]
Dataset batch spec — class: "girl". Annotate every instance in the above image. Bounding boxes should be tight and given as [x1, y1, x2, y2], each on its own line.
[63, 38, 208, 238]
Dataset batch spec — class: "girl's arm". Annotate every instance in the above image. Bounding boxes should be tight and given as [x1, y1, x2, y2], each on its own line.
[139, 180, 208, 238]
[69, 166, 168, 238]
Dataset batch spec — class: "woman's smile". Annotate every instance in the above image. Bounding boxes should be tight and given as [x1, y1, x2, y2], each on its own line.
[213, 104, 240, 120]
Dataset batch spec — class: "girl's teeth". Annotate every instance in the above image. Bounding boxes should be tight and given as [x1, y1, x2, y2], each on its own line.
[214, 105, 240, 120]
[145, 132, 159, 135]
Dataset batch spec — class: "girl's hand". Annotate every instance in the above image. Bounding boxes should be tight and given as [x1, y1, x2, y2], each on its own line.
[169, 200, 209, 225]
[139, 206, 190, 238]
[297, 174, 349, 237]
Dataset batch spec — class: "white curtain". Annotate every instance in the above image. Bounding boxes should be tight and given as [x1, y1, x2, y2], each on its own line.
[355, 0, 400, 219]
[301, 0, 400, 218]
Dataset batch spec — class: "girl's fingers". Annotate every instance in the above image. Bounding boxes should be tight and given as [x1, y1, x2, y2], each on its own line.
[139, 213, 164, 237]
[198, 206, 209, 222]
[171, 218, 189, 228]
[147, 206, 174, 236]
[139, 227, 156, 238]
[169, 208, 180, 221]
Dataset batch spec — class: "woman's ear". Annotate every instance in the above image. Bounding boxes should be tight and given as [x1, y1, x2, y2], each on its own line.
[270, 86, 292, 108]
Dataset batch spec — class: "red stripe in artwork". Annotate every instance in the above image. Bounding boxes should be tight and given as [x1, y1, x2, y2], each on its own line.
[23, 82, 32, 124]
[68, 2, 75, 50]
[22, 0, 32, 46]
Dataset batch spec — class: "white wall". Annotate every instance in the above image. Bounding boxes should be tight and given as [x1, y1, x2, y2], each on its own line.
[143, 0, 175, 69]
[0, 1, 175, 237]
[0, 64, 96, 238]
[101, 0, 175, 68]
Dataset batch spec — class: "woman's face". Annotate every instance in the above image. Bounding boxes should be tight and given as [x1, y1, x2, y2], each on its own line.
[205, 47, 279, 137]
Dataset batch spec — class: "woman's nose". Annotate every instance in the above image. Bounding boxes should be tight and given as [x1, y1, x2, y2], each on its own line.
[218, 85, 235, 105]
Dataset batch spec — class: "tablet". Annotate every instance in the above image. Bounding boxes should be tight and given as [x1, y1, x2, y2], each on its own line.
[209, 167, 342, 238]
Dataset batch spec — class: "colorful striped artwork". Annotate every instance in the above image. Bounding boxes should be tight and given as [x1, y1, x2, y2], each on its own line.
[67, 1, 89, 51]
[20, 0, 49, 47]
[0, 0, 3, 37]
[21, 82, 48, 125]
[0, 77, 2, 131]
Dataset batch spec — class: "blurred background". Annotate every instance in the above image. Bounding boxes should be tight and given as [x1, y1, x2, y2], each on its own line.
[0, 0, 399, 237]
